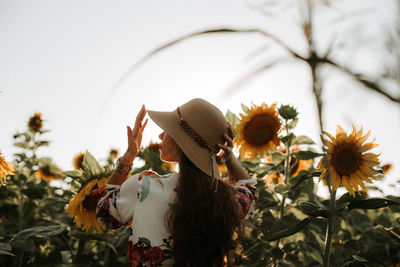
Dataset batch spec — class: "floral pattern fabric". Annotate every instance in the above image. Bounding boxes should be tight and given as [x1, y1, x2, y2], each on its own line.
[126, 237, 172, 267]
[95, 170, 256, 267]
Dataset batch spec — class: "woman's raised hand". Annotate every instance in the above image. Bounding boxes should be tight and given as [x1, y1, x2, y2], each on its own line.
[126, 105, 148, 157]
[216, 124, 235, 164]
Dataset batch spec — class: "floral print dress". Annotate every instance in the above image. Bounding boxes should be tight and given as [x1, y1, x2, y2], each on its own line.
[96, 170, 256, 267]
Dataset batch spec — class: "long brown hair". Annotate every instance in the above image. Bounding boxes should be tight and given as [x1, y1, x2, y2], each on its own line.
[167, 152, 243, 266]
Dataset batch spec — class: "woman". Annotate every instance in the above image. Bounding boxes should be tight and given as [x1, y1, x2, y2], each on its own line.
[96, 98, 256, 266]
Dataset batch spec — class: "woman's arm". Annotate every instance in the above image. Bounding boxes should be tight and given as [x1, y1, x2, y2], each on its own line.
[224, 153, 249, 182]
[107, 105, 148, 185]
[217, 125, 248, 182]
[107, 151, 136, 185]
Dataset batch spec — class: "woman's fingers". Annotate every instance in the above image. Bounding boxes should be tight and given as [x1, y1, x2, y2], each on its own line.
[224, 133, 234, 147]
[132, 105, 147, 135]
[141, 118, 148, 130]
[218, 143, 232, 153]
[136, 105, 146, 125]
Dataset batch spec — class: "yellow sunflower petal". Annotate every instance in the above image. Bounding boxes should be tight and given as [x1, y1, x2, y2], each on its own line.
[359, 141, 378, 152]
[331, 174, 341, 191]
[353, 172, 367, 191]
[0, 152, 15, 183]
[318, 171, 327, 182]
[355, 126, 364, 140]
[322, 131, 336, 142]
[316, 158, 324, 169]
[336, 125, 346, 136]
[357, 129, 371, 145]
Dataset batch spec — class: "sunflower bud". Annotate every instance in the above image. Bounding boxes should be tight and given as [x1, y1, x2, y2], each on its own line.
[149, 143, 161, 152]
[382, 163, 392, 174]
[28, 112, 43, 132]
[278, 105, 298, 120]
[109, 149, 119, 159]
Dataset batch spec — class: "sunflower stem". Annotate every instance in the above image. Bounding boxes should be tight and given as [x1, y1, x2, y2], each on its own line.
[323, 189, 336, 267]
[282, 119, 291, 207]
[104, 246, 110, 266]
[74, 239, 86, 263]
[277, 120, 292, 247]
[17, 250, 25, 267]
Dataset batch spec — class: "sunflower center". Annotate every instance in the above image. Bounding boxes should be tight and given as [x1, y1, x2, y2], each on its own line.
[42, 166, 53, 176]
[28, 116, 43, 132]
[82, 193, 98, 211]
[244, 114, 278, 147]
[332, 146, 361, 176]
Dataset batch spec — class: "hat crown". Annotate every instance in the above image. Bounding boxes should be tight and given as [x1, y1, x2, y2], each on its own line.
[179, 98, 228, 152]
[147, 98, 228, 178]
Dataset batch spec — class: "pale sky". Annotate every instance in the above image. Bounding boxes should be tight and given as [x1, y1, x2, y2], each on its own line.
[1, 0, 399, 196]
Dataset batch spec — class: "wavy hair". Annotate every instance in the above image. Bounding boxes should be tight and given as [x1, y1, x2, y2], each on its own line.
[167, 152, 243, 267]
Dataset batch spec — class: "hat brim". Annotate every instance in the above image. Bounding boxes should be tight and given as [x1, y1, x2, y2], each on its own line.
[147, 109, 220, 178]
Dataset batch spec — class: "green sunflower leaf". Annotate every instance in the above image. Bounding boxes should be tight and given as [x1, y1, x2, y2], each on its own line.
[289, 170, 320, 191]
[352, 255, 370, 262]
[298, 201, 328, 218]
[271, 152, 285, 165]
[82, 151, 105, 177]
[225, 110, 240, 128]
[62, 170, 82, 179]
[12, 225, 66, 243]
[274, 184, 288, 194]
[293, 135, 315, 145]
[287, 118, 298, 129]
[0, 242, 15, 257]
[281, 133, 295, 146]
[14, 142, 30, 149]
[293, 151, 323, 160]
[348, 198, 400, 210]
[265, 218, 310, 241]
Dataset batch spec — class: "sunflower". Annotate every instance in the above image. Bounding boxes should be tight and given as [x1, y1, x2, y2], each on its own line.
[218, 164, 228, 177]
[0, 152, 15, 183]
[161, 162, 177, 172]
[264, 172, 284, 189]
[65, 177, 108, 231]
[34, 164, 62, 182]
[73, 152, 85, 170]
[382, 163, 393, 174]
[109, 149, 119, 159]
[317, 125, 380, 196]
[235, 103, 282, 160]
[148, 142, 161, 152]
[28, 112, 43, 132]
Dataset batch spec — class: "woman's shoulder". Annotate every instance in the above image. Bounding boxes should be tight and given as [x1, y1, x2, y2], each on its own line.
[125, 170, 178, 189]
[129, 170, 177, 181]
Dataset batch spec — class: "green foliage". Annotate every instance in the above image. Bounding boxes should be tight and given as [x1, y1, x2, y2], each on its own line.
[1, 110, 399, 267]
[230, 106, 400, 267]
[0, 117, 180, 266]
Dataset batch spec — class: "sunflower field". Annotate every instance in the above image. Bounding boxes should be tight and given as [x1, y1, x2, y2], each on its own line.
[0, 103, 399, 267]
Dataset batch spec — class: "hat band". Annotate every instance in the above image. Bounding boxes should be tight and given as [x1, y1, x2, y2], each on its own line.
[177, 108, 218, 184]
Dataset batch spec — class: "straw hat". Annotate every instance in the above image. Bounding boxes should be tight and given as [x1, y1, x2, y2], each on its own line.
[147, 98, 229, 178]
